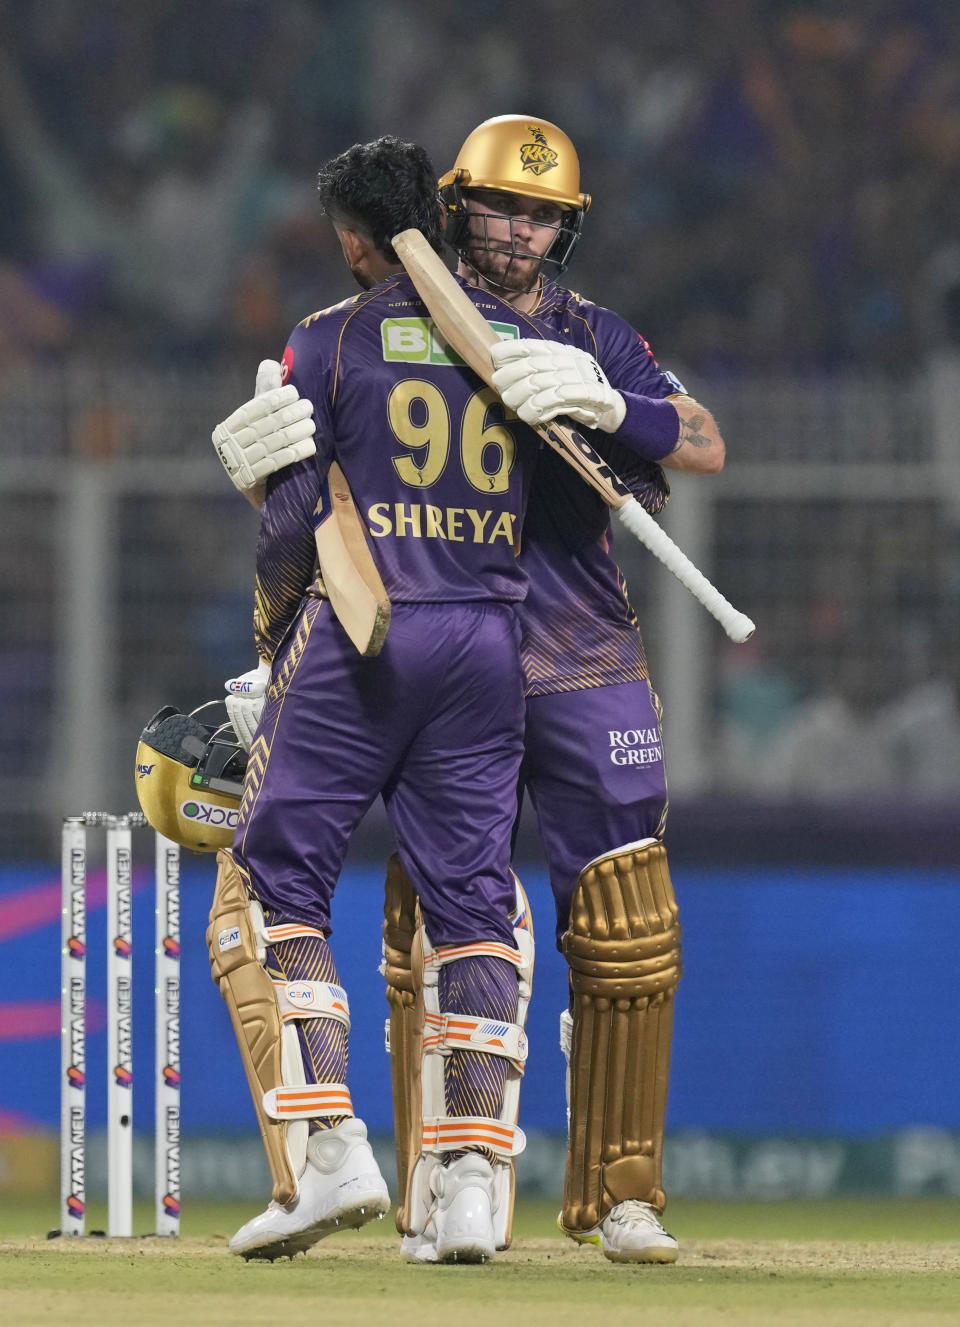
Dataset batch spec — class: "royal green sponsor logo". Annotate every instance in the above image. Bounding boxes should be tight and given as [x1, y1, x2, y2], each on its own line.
[381, 318, 518, 366]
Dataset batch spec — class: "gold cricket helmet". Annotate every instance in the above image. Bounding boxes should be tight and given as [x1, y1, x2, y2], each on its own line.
[439, 115, 591, 279]
[135, 702, 245, 852]
[439, 114, 590, 209]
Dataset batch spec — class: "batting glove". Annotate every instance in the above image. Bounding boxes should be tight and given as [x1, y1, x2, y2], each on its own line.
[212, 359, 316, 494]
[490, 338, 626, 433]
[224, 659, 271, 751]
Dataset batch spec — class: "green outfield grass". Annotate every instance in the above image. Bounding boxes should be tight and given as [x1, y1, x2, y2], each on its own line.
[2, 1199, 959, 1326]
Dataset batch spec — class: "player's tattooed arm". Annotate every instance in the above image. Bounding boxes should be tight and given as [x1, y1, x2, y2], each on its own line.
[661, 394, 725, 473]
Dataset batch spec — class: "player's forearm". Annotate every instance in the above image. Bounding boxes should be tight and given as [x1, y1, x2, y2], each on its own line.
[252, 555, 313, 661]
[253, 471, 323, 656]
[658, 396, 725, 473]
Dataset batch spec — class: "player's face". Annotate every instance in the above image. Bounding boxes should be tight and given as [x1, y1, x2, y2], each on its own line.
[462, 189, 566, 292]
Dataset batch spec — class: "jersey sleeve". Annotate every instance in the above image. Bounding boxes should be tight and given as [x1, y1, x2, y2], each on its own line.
[252, 322, 335, 661]
[561, 301, 685, 465]
[589, 307, 688, 401]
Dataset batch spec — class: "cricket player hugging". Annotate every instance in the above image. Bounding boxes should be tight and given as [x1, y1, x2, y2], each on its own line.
[207, 137, 541, 1265]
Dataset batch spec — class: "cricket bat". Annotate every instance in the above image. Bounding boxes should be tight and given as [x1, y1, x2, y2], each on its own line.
[313, 461, 391, 655]
[391, 228, 755, 644]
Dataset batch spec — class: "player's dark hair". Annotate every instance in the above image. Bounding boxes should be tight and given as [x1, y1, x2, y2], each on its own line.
[317, 136, 444, 260]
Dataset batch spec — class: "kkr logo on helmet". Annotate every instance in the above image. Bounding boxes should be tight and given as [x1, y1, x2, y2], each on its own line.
[519, 125, 559, 177]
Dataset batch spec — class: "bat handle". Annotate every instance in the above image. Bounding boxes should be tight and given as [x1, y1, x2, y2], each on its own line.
[616, 498, 756, 643]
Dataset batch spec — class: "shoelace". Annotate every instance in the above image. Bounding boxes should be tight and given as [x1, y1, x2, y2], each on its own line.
[609, 1200, 664, 1229]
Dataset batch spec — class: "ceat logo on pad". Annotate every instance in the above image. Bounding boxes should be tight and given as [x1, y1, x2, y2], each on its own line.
[218, 926, 241, 952]
[280, 345, 294, 383]
[286, 984, 316, 1007]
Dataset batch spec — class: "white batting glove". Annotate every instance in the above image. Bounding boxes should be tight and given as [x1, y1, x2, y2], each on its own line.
[212, 359, 316, 494]
[224, 659, 271, 751]
[490, 338, 626, 433]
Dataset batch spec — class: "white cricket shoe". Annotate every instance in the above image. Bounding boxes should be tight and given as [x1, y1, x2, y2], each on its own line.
[401, 1227, 438, 1264]
[567, 1200, 679, 1264]
[396, 1173, 458, 1264]
[229, 1118, 390, 1260]
[430, 1154, 497, 1264]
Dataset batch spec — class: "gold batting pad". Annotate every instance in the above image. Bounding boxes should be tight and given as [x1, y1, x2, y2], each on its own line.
[381, 854, 422, 1235]
[560, 840, 681, 1233]
[206, 849, 297, 1204]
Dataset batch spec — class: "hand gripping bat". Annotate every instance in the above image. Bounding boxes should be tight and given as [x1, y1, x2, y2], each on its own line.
[391, 228, 755, 644]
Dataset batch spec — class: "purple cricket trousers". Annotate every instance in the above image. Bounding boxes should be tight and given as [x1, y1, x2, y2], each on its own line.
[233, 598, 525, 949]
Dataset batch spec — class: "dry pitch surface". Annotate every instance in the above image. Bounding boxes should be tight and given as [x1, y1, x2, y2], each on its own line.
[2, 1199, 959, 1327]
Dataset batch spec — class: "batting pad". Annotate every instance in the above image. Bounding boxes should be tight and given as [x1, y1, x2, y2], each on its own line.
[381, 855, 421, 1235]
[560, 838, 681, 1232]
[207, 850, 353, 1204]
[380, 854, 533, 1249]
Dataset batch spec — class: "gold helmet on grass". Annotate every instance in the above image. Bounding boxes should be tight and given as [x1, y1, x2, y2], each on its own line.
[439, 114, 591, 279]
[135, 702, 245, 852]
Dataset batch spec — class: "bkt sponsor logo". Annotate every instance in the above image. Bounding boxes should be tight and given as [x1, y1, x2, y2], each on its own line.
[608, 728, 663, 767]
[180, 800, 239, 827]
[381, 317, 518, 366]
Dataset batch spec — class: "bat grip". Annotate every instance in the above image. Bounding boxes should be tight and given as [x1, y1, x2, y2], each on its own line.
[616, 498, 755, 643]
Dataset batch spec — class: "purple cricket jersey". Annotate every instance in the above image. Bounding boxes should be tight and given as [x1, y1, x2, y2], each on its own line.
[474, 280, 686, 699]
[236, 273, 549, 952]
[466, 282, 685, 936]
[253, 274, 542, 662]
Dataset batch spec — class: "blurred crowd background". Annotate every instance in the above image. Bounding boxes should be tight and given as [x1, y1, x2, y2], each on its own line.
[1, 0, 959, 857]
[3, 0, 960, 373]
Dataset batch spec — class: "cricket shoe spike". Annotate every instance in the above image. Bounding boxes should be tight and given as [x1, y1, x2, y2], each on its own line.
[229, 1118, 390, 1260]
[566, 1199, 679, 1264]
[430, 1154, 497, 1264]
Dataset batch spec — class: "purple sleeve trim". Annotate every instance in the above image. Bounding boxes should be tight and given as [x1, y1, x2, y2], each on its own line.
[616, 392, 681, 461]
